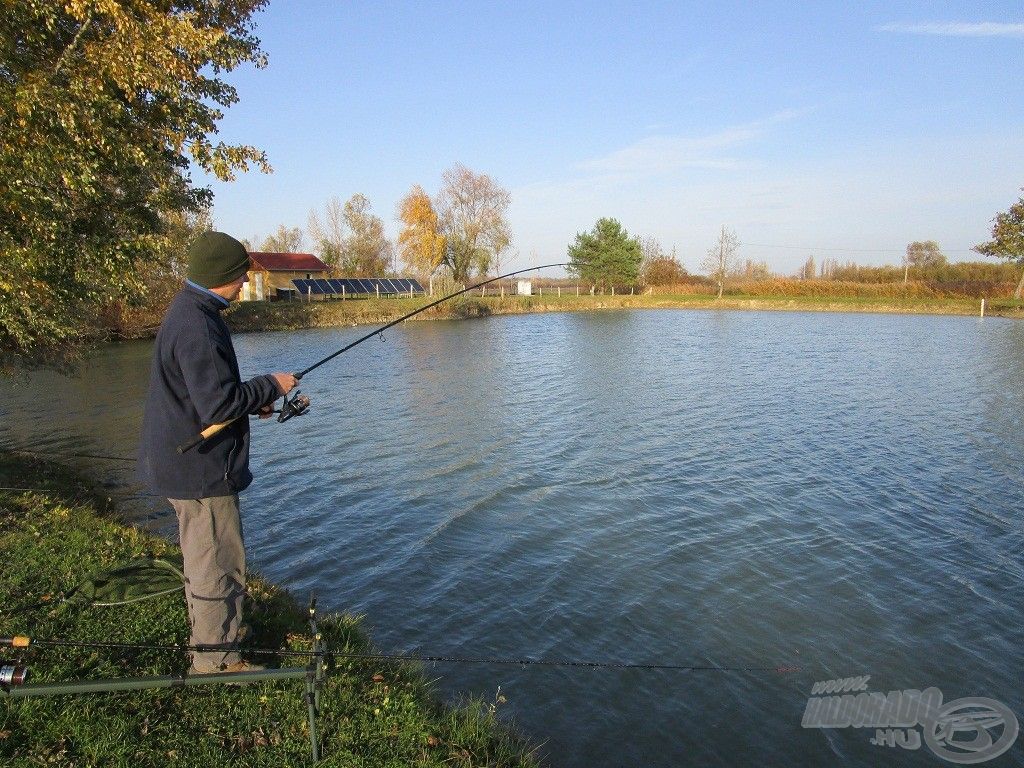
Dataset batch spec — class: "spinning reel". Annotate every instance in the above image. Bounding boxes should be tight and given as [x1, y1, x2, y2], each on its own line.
[276, 390, 311, 423]
[0, 662, 29, 692]
[1, 637, 29, 692]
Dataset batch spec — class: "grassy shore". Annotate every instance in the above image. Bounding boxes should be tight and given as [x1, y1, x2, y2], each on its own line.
[226, 292, 1024, 335]
[0, 453, 540, 767]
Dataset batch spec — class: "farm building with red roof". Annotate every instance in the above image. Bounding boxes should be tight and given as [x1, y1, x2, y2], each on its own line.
[244, 251, 329, 300]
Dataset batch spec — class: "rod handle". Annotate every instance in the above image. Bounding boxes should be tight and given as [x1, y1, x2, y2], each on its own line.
[175, 421, 231, 454]
[0, 636, 30, 648]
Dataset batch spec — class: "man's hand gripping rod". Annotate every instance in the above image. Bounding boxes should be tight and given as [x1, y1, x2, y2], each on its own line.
[175, 262, 568, 454]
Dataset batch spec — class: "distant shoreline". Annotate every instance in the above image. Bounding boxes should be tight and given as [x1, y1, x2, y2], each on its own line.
[225, 293, 1024, 335]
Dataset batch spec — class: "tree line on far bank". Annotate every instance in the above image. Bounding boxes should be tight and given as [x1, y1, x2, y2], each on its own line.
[2, 0, 1023, 373]
[574, 195, 1024, 301]
[570, 209, 1024, 301]
[251, 183, 1024, 303]
[246, 163, 511, 285]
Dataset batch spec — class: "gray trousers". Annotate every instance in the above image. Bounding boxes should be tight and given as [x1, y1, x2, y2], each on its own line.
[168, 494, 245, 671]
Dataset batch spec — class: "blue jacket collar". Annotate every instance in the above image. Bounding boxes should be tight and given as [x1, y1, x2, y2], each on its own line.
[185, 280, 231, 310]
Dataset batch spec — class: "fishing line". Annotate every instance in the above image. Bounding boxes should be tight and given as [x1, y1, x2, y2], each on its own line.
[0, 448, 136, 463]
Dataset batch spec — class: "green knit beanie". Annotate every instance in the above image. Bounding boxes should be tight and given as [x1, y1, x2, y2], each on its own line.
[186, 231, 251, 288]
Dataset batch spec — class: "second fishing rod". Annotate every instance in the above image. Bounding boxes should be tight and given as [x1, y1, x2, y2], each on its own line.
[177, 263, 569, 454]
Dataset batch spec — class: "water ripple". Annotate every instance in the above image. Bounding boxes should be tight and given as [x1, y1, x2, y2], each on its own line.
[3, 310, 1023, 767]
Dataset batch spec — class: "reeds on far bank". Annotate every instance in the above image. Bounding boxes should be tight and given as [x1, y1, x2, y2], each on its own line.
[222, 288, 1023, 337]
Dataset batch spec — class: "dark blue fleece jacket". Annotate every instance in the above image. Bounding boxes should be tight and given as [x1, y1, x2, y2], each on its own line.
[137, 285, 279, 498]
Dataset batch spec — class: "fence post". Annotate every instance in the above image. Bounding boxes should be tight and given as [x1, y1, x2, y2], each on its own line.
[612, 286, 615, 296]
[558, 286, 561, 297]
[981, 298, 986, 318]
[576, 284, 579, 297]
[342, 285, 346, 301]
[375, 284, 379, 299]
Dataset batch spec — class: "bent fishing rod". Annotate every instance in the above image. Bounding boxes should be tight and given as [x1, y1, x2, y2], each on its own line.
[177, 263, 569, 453]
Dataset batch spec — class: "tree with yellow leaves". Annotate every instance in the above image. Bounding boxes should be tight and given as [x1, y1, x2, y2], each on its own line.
[397, 185, 446, 277]
[0, 0, 271, 371]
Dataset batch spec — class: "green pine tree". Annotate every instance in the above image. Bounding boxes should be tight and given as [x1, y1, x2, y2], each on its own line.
[567, 218, 643, 291]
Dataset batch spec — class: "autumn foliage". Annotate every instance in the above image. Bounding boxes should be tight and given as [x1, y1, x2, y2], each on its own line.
[397, 186, 446, 276]
[0, 0, 270, 371]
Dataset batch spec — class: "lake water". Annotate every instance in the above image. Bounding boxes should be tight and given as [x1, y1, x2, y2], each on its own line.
[2, 308, 1023, 767]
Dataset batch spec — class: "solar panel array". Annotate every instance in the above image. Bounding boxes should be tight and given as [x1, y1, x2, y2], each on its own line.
[292, 278, 425, 296]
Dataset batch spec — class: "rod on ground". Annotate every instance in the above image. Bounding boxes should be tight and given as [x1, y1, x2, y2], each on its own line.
[0, 667, 309, 697]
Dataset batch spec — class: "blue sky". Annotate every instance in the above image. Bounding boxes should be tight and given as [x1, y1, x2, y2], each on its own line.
[199, 1, 1024, 274]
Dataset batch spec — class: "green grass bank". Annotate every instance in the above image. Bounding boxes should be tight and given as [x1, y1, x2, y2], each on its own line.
[0, 453, 540, 767]
[226, 292, 1024, 335]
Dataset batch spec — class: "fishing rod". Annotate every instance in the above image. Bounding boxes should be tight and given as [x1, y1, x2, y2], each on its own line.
[1, 622, 796, 764]
[177, 262, 570, 453]
[1, 634, 801, 673]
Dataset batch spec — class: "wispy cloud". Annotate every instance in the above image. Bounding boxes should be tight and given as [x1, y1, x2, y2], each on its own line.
[878, 21, 1024, 38]
[578, 109, 804, 177]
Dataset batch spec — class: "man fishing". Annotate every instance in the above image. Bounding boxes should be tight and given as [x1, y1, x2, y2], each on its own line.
[137, 231, 296, 674]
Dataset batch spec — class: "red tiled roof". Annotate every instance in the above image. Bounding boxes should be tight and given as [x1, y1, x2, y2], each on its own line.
[249, 252, 328, 272]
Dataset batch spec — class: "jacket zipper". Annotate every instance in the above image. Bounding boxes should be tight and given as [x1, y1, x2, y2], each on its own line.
[224, 436, 237, 482]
